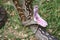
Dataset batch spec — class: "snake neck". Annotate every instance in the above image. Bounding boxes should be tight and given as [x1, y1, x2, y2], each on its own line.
[13, 0, 26, 22]
[13, 0, 33, 22]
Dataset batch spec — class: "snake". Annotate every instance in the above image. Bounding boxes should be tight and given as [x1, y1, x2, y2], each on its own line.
[0, 6, 7, 29]
[12, 0, 58, 40]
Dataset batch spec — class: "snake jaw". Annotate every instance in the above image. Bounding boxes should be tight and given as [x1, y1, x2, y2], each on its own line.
[33, 5, 48, 27]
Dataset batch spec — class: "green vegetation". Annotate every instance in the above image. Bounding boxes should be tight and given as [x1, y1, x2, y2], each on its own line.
[0, 0, 60, 40]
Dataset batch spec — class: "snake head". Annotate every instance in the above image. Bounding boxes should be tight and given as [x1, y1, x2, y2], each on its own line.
[33, 5, 48, 27]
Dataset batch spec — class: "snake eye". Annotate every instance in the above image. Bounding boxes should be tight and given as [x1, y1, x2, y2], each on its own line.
[0, 6, 7, 29]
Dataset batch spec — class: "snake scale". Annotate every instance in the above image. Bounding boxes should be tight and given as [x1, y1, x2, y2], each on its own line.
[12, 0, 58, 40]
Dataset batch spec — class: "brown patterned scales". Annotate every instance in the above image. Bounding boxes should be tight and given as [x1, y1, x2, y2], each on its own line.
[13, 0, 26, 22]
[25, 0, 33, 19]
[13, 0, 33, 21]
[13, 0, 36, 26]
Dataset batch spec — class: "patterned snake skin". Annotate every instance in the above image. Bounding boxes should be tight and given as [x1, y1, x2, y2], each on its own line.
[0, 6, 7, 29]
[12, 0, 58, 40]
[13, 0, 26, 22]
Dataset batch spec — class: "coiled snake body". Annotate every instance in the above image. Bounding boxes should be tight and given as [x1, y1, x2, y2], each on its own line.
[0, 6, 7, 29]
[12, 0, 58, 40]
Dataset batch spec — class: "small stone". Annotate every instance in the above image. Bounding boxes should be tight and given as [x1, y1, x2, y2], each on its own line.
[58, 33, 60, 35]
[24, 34, 28, 37]
[48, 29, 53, 33]
[14, 25, 18, 29]
[10, 11, 15, 16]
[0, 35, 2, 37]
[46, 0, 50, 2]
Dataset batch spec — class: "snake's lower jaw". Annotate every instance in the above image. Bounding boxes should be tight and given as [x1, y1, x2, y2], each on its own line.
[21, 17, 36, 26]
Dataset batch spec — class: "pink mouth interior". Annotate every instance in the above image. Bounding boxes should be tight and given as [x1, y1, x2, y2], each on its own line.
[33, 5, 48, 27]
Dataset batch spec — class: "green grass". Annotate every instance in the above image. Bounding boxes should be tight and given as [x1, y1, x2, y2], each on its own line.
[0, 0, 60, 40]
